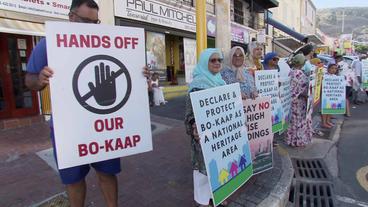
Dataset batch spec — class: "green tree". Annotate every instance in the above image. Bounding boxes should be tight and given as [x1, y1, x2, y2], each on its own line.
[355, 44, 368, 54]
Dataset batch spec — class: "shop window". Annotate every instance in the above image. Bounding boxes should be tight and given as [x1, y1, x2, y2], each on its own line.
[8, 37, 33, 109]
[177, 0, 193, 7]
[206, 0, 215, 14]
[0, 79, 4, 110]
[234, 0, 244, 24]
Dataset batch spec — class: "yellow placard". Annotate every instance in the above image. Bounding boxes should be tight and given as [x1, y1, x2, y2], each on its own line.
[314, 67, 324, 105]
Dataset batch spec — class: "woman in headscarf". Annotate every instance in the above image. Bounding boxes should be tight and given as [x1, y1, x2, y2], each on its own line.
[286, 54, 313, 147]
[244, 41, 264, 75]
[220, 46, 257, 99]
[184, 48, 228, 207]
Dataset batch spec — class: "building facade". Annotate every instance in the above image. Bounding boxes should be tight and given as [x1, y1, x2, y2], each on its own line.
[0, 0, 71, 126]
[268, 0, 318, 56]
[0, 0, 277, 127]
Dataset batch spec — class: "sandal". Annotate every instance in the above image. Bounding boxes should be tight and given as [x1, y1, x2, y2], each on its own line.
[321, 124, 332, 129]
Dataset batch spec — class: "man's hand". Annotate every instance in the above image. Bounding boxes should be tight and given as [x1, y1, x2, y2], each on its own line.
[25, 66, 54, 91]
[192, 123, 200, 141]
[241, 93, 248, 100]
[38, 67, 54, 86]
[143, 66, 150, 78]
[250, 91, 258, 100]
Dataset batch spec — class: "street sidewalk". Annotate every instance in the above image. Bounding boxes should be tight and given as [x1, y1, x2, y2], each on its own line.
[0, 111, 293, 207]
[278, 113, 345, 207]
[2, 96, 348, 207]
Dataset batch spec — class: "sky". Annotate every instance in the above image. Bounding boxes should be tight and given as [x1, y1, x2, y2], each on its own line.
[312, 0, 368, 9]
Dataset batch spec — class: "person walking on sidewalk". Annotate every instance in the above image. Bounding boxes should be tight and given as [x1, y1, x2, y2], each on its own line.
[351, 55, 366, 104]
[286, 54, 312, 147]
[24, 1, 148, 206]
[184, 48, 228, 207]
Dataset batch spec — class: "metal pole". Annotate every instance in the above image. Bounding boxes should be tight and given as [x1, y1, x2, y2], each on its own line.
[196, 0, 207, 60]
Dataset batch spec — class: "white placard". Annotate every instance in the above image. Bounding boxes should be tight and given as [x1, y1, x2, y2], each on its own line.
[46, 21, 152, 169]
[254, 70, 283, 133]
[362, 60, 368, 89]
[190, 83, 253, 206]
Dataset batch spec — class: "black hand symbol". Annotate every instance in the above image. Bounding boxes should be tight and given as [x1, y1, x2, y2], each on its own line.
[88, 62, 117, 106]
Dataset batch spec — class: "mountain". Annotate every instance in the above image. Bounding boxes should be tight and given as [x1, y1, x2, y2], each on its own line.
[317, 7, 368, 42]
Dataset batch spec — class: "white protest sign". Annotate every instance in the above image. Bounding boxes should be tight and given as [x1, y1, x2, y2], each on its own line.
[278, 77, 292, 133]
[190, 83, 253, 206]
[254, 70, 283, 133]
[321, 75, 346, 114]
[362, 60, 368, 89]
[243, 96, 273, 174]
[46, 22, 152, 169]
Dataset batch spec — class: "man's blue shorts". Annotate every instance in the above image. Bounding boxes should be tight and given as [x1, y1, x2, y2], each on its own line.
[50, 129, 121, 185]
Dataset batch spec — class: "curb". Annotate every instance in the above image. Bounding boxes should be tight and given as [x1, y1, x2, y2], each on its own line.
[257, 147, 294, 207]
[257, 117, 345, 207]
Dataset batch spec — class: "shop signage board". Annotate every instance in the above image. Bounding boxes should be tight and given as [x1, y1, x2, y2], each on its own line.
[190, 83, 253, 207]
[0, 0, 97, 19]
[46, 22, 152, 169]
[243, 97, 273, 174]
[114, 0, 251, 43]
[254, 70, 283, 133]
[114, 0, 196, 33]
[321, 75, 346, 114]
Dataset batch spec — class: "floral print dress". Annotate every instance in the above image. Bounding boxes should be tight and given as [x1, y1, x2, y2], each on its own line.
[220, 66, 257, 97]
[286, 69, 312, 147]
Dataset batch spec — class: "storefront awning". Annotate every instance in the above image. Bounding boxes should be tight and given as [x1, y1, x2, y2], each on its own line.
[253, 0, 279, 9]
[266, 17, 307, 43]
[0, 18, 44, 36]
[306, 34, 324, 45]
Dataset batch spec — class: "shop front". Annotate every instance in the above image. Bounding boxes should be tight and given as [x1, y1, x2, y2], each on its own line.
[114, 0, 258, 85]
[0, 0, 70, 128]
[114, 0, 224, 85]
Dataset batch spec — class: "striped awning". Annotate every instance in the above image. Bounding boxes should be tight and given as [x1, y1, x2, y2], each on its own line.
[0, 18, 44, 36]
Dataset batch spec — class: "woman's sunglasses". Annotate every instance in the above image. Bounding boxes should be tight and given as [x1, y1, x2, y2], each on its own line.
[209, 58, 223, 63]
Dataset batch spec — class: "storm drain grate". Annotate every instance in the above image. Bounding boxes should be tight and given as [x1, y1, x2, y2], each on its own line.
[36, 193, 70, 207]
[290, 181, 335, 207]
[292, 159, 331, 181]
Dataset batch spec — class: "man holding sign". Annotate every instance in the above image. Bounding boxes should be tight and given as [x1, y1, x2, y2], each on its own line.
[26, 1, 150, 206]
